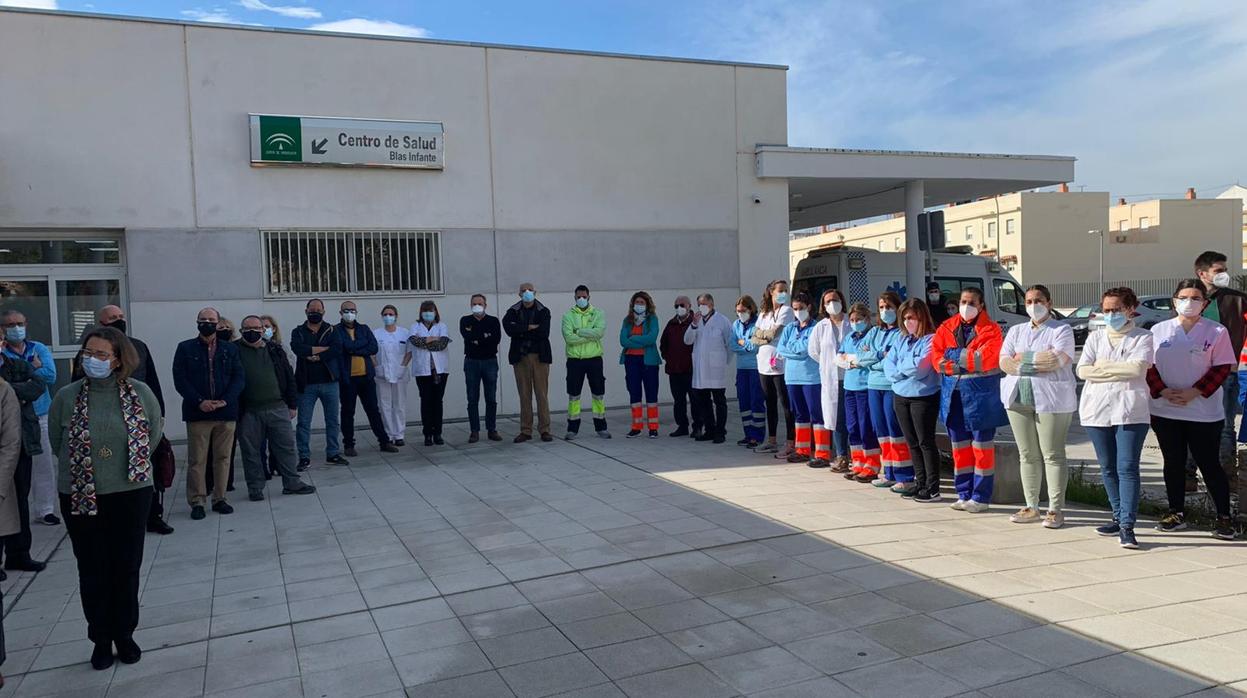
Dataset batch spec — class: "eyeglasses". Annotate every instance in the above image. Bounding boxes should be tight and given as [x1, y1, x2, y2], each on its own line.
[82, 350, 115, 361]
[0, 321, 24, 328]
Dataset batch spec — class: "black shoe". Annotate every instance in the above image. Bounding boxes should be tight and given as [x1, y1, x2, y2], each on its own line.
[1096, 520, 1121, 537]
[540, 433, 554, 442]
[248, 491, 265, 502]
[211, 501, 234, 515]
[344, 446, 359, 457]
[434, 436, 445, 445]
[326, 455, 350, 466]
[1213, 516, 1238, 541]
[736, 437, 751, 446]
[0, 569, 6, 581]
[424, 436, 434, 446]
[5, 558, 46, 572]
[39, 513, 61, 526]
[669, 427, 689, 437]
[806, 459, 830, 469]
[712, 435, 725, 444]
[191, 505, 206, 520]
[297, 458, 310, 472]
[147, 518, 175, 535]
[627, 429, 642, 438]
[115, 637, 141, 664]
[394, 439, 406, 447]
[469, 432, 480, 443]
[282, 483, 317, 495]
[695, 433, 713, 442]
[514, 434, 531, 443]
[226, 484, 235, 492]
[691, 429, 703, 440]
[649, 430, 658, 439]
[913, 490, 942, 503]
[1120, 527, 1139, 549]
[91, 642, 114, 671]
[381, 442, 399, 453]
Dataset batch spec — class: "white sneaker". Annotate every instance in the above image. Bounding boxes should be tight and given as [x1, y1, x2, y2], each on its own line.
[949, 499, 966, 511]
[1042, 510, 1065, 529]
[1010, 507, 1041, 524]
[962, 500, 990, 514]
[871, 478, 895, 488]
[564, 432, 577, 441]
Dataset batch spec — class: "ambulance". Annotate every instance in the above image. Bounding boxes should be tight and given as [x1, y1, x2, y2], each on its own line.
[790, 244, 1031, 330]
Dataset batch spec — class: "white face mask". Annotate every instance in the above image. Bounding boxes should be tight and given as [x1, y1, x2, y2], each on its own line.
[1026, 303, 1049, 321]
[826, 300, 842, 316]
[959, 303, 979, 322]
[471, 304, 485, 316]
[904, 319, 919, 335]
[675, 306, 689, 318]
[794, 308, 810, 323]
[341, 311, 357, 323]
[1175, 298, 1202, 318]
[1212, 271, 1232, 288]
[927, 292, 941, 302]
[633, 304, 648, 315]
[737, 311, 750, 323]
[698, 304, 711, 317]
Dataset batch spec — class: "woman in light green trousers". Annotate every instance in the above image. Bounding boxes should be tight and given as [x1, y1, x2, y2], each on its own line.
[998, 285, 1077, 529]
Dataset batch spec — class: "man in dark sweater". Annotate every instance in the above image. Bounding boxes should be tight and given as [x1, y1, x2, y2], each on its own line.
[460, 294, 503, 443]
[336, 300, 397, 457]
[659, 295, 702, 438]
[290, 299, 348, 469]
[172, 307, 245, 520]
[235, 316, 315, 501]
[502, 283, 553, 442]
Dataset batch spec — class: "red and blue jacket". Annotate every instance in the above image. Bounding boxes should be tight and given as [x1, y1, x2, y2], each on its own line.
[930, 312, 1008, 430]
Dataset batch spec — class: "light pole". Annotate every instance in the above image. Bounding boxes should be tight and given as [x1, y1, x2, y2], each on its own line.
[1088, 229, 1104, 296]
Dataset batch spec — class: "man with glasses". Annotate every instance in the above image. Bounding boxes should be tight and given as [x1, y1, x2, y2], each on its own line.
[0, 329, 47, 577]
[173, 307, 244, 520]
[1, 310, 57, 530]
[660, 295, 702, 438]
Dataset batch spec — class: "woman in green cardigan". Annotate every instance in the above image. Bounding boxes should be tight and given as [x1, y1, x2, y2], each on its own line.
[49, 326, 163, 671]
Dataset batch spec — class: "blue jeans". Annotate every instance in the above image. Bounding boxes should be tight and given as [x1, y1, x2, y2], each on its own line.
[464, 358, 499, 433]
[833, 384, 849, 457]
[1085, 423, 1148, 528]
[296, 382, 341, 460]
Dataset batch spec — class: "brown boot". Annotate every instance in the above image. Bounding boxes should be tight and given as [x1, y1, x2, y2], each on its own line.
[830, 456, 851, 473]
[468, 432, 480, 443]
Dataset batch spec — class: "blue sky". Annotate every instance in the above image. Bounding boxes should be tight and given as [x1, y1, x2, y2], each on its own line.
[5, 0, 1246, 200]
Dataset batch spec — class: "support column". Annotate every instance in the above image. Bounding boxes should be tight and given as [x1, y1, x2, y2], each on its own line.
[904, 180, 925, 300]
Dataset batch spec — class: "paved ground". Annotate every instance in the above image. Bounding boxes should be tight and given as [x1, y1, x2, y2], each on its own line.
[4, 406, 1247, 697]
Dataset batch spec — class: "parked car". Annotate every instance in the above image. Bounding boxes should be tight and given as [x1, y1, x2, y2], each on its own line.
[1063, 302, 1100, 346]
[1086, 294, 1173, 335]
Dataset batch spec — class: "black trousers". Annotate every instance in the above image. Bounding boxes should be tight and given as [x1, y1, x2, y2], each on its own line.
[341, 375, 391, 447]
[62, 487, 152, 645]
[759, 373, 795, 442]
[1, 450, 33, 564]
[693, 388, 728, 438]
[566, 357, 607, 433]
[894, 393, 941, 494]
[668, 373, 701, 431]
[416, 374, 448, 436]
[1153, 415, 1230, 516]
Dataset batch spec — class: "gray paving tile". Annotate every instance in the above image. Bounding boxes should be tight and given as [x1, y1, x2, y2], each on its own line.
[445, 585, 528, 616]
[534, 591, 625, 624]
[702, 646, 821, 693]
[393, 641, 493, 687]
[296, 632, 390, 673]
[987, 625, 1118, 668]
[110, 641, 208, 682]
[813, 592, 916, 630]
[739, 605, 842, 644]
[784, 629, 902, 673]
[732, 557, 822, 584]
[981, 670, 1117, 698]
[703, 586, 800, 618]
[106, 665, 206, 698]
[616, 664, 737, 698]
[515, 573, 598, 604]
[132, 618, 211, 651]
[877, 580, 980, 613]
[1062, 652, 1213, 697]
[916, 639, 1047, 689]
[632, 598, 730, 634]
[300, 657, 404, 697]
[665, 620, 773, 661]
[559, 612, 655, 650]
[361, 579, 440, 608]
[207, 626, 293, 662]
[497, 652, 609, 698]
[405, 669, 516, 697]
[769, 573, 864, 605]
[431, 567, 510, 595]
[837, 657, 970, 698]
[371, 597, 455, 632]
[748, 676, 858, 698]
[204, 648, 300, 694]
[462, 604, 551, 639]
[858, 615, 975, 657]
[583, 635, 692, 680]
[292, 611, 377, 647]
[381, 617, 471, 656]
[209, 603, 291, 637]
[477, 626, 579, 668]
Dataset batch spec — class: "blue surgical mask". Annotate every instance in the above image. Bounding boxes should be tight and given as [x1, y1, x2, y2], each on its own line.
[776, 292, 790, 305]
[633, 304, 647, 315]
[382, 314, 397, 326]
[880, 308, 897, 325]
[421, 311, 436, 323]
[521, 290, 535, 303]
[1104, 312, 1129, 331]
[576, 297, 589, 309]
[83, 356, 113, 379]
[851, 320, 868, 333]
[4, 326, 24, 343]
[262, 327, 275, 340]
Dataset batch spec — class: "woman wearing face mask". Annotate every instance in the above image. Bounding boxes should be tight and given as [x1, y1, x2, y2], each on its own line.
[931, 288, 1008, 512]
[49, 327, 162, 670]
[1077, 287, 1153, 549]
[835, 304, 880, 481]
[999, 286, 1077, 529]
[410, 301, 451, 446]
[885, 300, 942, 501]
[374, 305, 412, 447]
[619, 292, 662, 439]
[730, 296, 765, 448]
[775, 293, 824, 466]
[808, 289, 848, 469]
[1148, 280, 1237, 540]
[260, 315, 283, 346]
[857, 292, 911, 491]
[752, 280, 796, 456]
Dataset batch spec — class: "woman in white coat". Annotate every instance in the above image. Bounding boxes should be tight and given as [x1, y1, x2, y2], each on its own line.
[410, 301, 451, 446]
[999, 285, 1077, 530]
[809, 288, 848, 468]
[684, 293, 736, 444]
[374, 304, 411, 447]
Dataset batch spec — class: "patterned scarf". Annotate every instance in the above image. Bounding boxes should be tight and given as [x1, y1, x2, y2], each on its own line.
[67, 378, 152, 515]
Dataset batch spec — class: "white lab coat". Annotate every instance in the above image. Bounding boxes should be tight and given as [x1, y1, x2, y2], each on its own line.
[755, 305, 795, 376]
[684, 311, 735, 389]
[374, 325, 411, 384]
[809, 316, 849, 429]
[409, 322, 450, 377]
[1077, 327, 1153, 427]
[999, 319, 1078, 414]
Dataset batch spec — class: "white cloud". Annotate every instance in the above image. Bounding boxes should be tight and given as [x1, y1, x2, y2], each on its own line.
[238, 0, 319, 20]
[0, 0, 59, 9]
[181, 7, 242, 23]
[308, 18, 428, 38]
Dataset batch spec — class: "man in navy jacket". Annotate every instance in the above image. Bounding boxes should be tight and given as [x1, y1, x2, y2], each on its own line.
[336, 300, 397, 456]
[172, 307, 245, 520]
[290, 299, 349, 469]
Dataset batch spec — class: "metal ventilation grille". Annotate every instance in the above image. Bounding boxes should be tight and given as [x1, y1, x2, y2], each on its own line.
[262, 230, 442, 297]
